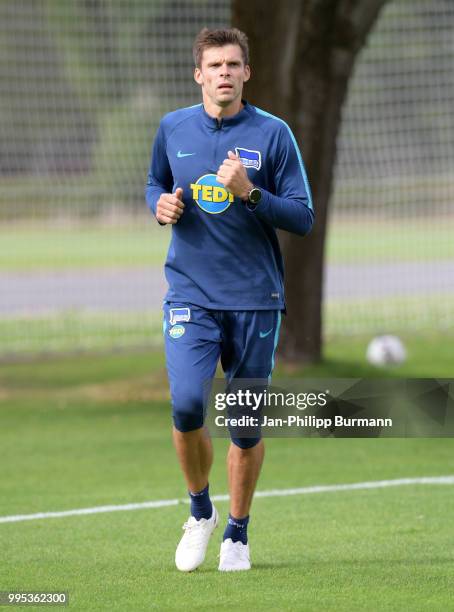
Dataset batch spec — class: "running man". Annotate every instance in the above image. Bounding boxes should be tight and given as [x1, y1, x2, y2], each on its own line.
[145, 27, 313, 572]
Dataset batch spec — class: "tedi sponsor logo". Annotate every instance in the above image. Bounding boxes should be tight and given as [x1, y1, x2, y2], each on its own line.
[190, 174, 234, 214]
[169, 325, 185, 339]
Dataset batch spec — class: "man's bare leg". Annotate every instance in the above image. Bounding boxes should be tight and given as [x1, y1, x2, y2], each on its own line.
[227, 440, 264, 517]
[172, 426, 213, 493]
[173, 426, 217, 572]
[218, 440, 264, 570]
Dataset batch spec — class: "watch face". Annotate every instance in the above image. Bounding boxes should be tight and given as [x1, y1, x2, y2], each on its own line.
[249, 188, 262, 204]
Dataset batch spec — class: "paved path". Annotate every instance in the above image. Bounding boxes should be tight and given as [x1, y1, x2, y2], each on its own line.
[1, 262, 453, 314]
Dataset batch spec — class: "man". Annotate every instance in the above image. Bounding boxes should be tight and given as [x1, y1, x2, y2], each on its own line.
[145, 27, 313, 572]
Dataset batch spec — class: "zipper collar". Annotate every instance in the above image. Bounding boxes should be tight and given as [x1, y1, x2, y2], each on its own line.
[200, 100, 252, 130]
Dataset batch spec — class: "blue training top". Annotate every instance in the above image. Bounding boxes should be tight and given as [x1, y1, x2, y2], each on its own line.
[145, 100, 314, 310]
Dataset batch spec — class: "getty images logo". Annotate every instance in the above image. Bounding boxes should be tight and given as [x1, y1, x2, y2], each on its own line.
[214, 389, 329, 412]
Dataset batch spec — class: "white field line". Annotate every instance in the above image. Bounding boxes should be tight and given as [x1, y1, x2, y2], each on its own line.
[1, 476, 453, 525]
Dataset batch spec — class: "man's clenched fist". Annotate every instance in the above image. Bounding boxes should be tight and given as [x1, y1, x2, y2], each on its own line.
[156, 187, 185, 225]
[216, 151, 253, 200]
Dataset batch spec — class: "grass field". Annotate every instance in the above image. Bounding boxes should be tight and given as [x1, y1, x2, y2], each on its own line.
[1, 343, 453, 610]
[2, 217, 454, 270]
[1, 300, 453, 356]
[2, 216, 452, 354]
[0, 311, 164, 355]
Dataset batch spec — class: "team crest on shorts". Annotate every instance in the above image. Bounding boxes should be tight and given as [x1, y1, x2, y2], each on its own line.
[235, 147, 261, 170]
[169, 307, 191, 325]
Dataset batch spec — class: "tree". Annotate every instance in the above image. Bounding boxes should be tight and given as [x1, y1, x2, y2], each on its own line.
[232, 0, 388, 363]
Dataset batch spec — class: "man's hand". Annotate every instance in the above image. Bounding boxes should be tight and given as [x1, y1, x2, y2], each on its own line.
[156, 187, 185, 225]
[217, 151, 253, 200]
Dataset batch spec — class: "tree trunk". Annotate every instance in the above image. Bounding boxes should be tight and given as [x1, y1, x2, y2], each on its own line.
[232, 0, 388, 363]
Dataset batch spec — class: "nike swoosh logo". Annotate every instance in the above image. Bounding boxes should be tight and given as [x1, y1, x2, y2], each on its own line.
[259, 328, 273, 339]
[177, 150, 196, 158]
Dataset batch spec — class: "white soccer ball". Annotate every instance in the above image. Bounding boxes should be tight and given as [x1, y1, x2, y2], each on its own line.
[366, 335, 407, 367]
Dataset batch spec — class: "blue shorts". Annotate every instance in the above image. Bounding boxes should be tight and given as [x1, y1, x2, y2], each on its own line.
[163, 302, 282, 448]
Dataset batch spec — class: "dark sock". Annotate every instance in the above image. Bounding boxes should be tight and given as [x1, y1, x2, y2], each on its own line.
[189, 484, 213, 520]
[223, 513, 249, 544]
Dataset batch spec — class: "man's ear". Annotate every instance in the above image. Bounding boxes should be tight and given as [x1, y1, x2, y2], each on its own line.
[194, 67, 203, 85]
[244, 65, 251, 83]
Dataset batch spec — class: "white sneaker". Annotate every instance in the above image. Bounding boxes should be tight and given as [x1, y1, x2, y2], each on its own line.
[218, 538, 251, 571]
[175, 505, 218, 572]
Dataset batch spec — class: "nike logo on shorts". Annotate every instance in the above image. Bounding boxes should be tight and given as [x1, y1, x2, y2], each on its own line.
[259, 328, 273, 339]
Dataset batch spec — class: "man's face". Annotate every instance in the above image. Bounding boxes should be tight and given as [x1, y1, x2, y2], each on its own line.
[194, 44, 250, 109]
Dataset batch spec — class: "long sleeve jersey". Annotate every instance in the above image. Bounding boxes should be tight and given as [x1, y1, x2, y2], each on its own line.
[145, 100, 314, 310]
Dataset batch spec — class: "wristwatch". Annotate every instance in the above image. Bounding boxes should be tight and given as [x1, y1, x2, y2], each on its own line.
[247, 186, 262, 206]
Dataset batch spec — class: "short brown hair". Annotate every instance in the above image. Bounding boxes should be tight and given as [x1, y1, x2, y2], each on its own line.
[193, 28, 249, 68]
